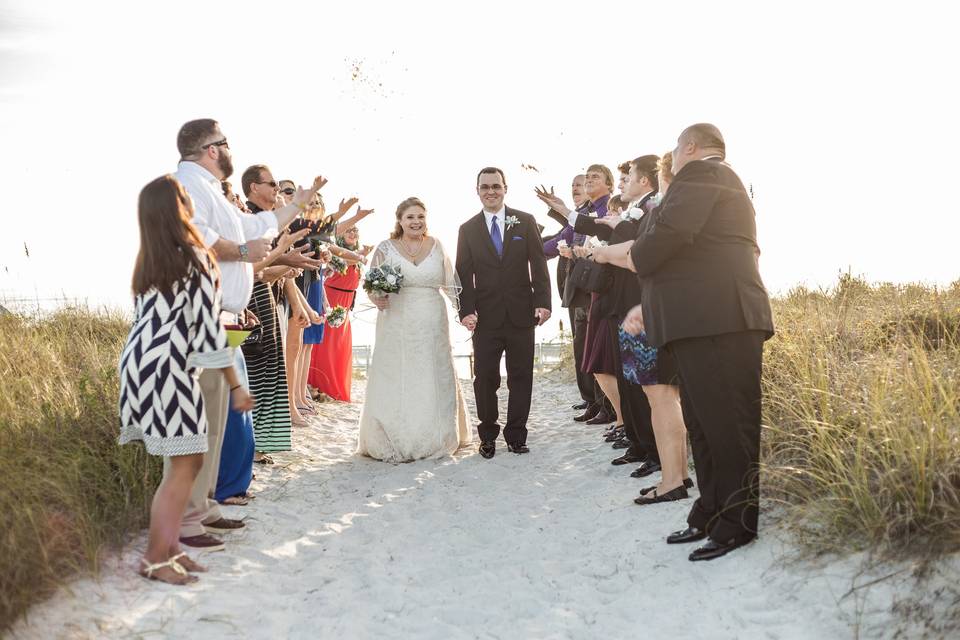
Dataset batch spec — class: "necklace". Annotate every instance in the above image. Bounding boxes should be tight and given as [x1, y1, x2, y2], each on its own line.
[400, 234, 425, 260]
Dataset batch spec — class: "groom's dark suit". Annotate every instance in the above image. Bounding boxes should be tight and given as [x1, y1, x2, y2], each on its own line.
[456, 207, 551, 445]
[630, 157, 774, 543]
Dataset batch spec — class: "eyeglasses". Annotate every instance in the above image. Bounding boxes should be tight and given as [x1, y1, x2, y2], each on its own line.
[478, 185, 504, 192]
[280, 188, 296, 195]
[254, 180, 278, 188]
[201, 138, 229, 150]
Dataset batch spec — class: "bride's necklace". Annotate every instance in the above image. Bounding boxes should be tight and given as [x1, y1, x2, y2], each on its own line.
[400, 234, 425, 261]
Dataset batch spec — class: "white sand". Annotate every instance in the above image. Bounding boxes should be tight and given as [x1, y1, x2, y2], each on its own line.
[10, 377, 957, 639]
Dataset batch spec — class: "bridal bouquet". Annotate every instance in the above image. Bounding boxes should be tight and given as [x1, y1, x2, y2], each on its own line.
[363, 263, 403, 297]
[325, 305, 348, 328]
[328, 254, 348, 275]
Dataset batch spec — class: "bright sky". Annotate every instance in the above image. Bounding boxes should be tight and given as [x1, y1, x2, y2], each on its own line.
[2, 0, 958, 344]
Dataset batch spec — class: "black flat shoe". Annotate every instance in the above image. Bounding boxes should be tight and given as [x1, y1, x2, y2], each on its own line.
[639, 478, 694, 495]
[611, 452, 645, 466]
[574, 404, 601, 422]
[633, 485, 689, 505]
[629, 459, 662, 478]
[478, 441, 496, 459]
[666, 526, 707, 545]
[507, 442, 529, 454]
[689, 536, 756, 562]
[604, 426, 625, 442]
[572, 402, 589, 411]
[611, 437, 630, 449]
[586, 411, 614, 425]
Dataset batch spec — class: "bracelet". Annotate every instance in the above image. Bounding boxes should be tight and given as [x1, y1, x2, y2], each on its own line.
[230, 385, 242, 392]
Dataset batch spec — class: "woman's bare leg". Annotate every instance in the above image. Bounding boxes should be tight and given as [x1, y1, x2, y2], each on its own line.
[593, 373, 623, 425]
[141, 453, 204, 584]
[642, 384, 688, 493]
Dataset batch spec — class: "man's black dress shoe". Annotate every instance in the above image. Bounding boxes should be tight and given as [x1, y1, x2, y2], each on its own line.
[479, 441, 496, 459]
[666, 526, 707, 544]
[572, 402, 589, 411]
[574, 404, 601, 422]
[633, 485, 689, 505]
[629, 459, 662, 478]
[507, 442, 530, 454]
[639, 478, 694, 495]
[689, 536, 756, 561]
[585, 410, 614, 425]
[611, 452, 645, 466]
[611, 437, 629, 450]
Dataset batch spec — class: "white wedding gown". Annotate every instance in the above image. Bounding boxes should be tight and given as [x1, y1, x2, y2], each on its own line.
[357, 239, 471, 462]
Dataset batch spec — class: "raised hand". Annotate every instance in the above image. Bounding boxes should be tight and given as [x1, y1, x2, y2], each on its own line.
[338, 197, 359, 217]
[356, 206, 374, 219]
[535, 185, 571, 216]
[277, 228, 310, 253]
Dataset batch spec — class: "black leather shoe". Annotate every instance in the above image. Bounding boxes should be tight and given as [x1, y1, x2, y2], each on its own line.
[639, 478, 694, 495]
[586, 410, 614, 425]
[507, 442, 529, 454]
[689, 536, 756, 561]
[629, 459, 662, 478]
[611, 452, 645, 466]
[666, 526, 707, 545]
[633, 485, 689, 505]
[478, 441, 496, 459]
[611, 437, 629, 450]
[574, 404, 601, 422]
[572, 402, 589, 411]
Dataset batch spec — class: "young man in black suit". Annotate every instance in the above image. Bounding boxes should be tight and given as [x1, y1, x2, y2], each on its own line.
[623, 124, 775, 561]
[456, 167, 552, 459]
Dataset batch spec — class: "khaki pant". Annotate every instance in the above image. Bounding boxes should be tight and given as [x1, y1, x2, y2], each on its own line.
[164, 368, 228, 538]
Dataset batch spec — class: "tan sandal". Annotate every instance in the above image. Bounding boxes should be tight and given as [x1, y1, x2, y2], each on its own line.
[170, 552, 207, 573]
[139, 556, 198, 585]
[220, 495, 250, 506]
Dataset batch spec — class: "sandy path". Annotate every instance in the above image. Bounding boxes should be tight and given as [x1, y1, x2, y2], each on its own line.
[10, 377, 940, 639]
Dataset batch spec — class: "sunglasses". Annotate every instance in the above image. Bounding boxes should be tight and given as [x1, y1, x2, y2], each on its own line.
[201, 138, 229, 150]
[280, 188, 296, 195]
[254, 180, 278, 188]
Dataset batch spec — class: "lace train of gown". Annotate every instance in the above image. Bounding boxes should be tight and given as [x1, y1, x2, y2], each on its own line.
[357, 240, 470, 462]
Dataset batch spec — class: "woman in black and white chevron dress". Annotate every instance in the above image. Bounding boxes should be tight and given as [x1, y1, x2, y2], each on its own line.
[118, 175, 254, 586]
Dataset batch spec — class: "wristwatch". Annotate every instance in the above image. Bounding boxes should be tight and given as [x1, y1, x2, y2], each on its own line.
[238, 243, 249, 261]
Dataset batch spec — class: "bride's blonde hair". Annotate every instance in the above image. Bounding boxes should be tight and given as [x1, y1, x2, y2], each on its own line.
[390, 196, 428, 239]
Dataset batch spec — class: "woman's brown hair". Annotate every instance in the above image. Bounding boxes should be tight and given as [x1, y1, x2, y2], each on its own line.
[390, 196, 428, 239]
[132, 175, 217, 296]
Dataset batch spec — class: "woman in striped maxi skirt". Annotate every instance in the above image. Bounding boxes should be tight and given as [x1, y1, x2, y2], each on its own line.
[243, 279, 292, 462]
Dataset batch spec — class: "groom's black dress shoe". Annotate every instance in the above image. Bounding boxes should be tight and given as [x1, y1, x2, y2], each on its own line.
[610, 452, 645, 466]
[629, 459, 662, 478]
[633, 485, 689, 505]
[639, 478, 694, 495]
[586, 410, 614, 425]
[478, 441, 496, 459]
[507, 442, 530, 454]
[572, 402, 589, 411]
[574, 404, 601, 422]
[688, 536, 756, 562]
[666, 526, 707, 545]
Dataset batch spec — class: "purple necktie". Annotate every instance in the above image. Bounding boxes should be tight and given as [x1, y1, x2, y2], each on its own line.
[490, 216, 503, 257]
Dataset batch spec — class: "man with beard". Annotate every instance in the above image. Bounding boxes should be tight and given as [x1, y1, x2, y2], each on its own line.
[171, 118, 324, 552]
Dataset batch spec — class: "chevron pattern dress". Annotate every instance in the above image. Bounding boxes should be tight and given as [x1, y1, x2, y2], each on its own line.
[118, 257, 231, 457]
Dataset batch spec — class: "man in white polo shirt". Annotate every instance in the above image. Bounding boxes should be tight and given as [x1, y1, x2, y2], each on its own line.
[171, 118, 324, 551]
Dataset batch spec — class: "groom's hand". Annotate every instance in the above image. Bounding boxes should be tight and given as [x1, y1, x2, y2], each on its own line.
[461, 313, 478, 331]
[535, 308, 551, 326]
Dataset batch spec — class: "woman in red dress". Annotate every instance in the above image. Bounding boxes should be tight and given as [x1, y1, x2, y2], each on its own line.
[308, 225, 369, 401]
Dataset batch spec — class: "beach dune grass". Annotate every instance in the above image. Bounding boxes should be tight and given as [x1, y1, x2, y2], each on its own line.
[1, 276, 959, 632]
[0, 309, 160, 632]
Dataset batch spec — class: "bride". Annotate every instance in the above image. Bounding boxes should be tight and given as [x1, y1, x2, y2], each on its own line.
[357, 196, 471, 462]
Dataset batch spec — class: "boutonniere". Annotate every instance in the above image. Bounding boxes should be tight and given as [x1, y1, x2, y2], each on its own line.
[504, 215, 520, 230]
[621, 205, 645, 221]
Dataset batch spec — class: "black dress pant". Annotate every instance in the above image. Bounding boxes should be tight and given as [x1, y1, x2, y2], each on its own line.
[472, 320, 535, 445]
[570, 305, 597, 404]
[665, 331, 766, 542]
[608, 319, 658, 461]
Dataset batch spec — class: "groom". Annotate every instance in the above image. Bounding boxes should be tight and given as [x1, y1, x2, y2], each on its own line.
[456, 167, 552, 459]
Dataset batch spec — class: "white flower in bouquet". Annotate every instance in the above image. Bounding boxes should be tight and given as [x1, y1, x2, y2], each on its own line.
[363, 263, 404, 296]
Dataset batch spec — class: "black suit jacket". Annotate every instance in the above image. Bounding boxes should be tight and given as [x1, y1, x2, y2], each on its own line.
[456, 207, 552, 329]
[630, 159, 774, 347]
